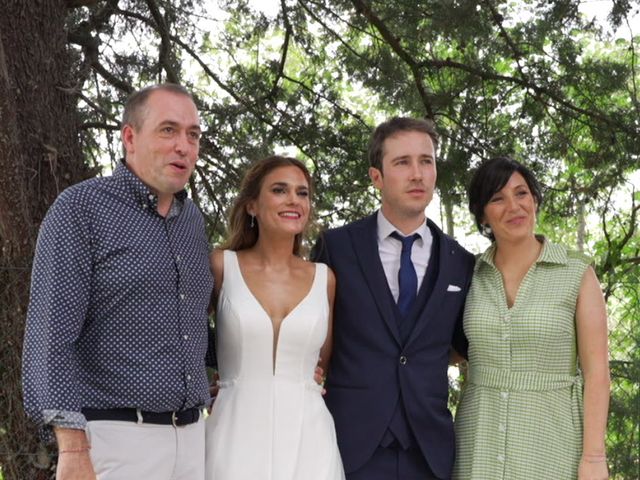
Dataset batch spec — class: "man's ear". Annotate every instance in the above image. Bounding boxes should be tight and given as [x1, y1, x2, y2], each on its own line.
[369, 167, 383, 190]
[121, 124, 136, 155]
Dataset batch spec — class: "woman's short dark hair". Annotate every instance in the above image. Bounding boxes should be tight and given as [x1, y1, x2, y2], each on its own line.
[221, 156, 313, 256]
[468, 156, 543, 240]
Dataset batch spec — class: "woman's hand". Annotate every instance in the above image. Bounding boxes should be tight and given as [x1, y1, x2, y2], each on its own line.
[578, 454, 608, 480]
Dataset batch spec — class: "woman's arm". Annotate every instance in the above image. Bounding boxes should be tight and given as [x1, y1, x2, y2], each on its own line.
[576, 266, 610, 480]
[318, 267, 337, 377]
[206, 248, 225, 398]
[209, 248, 225, 310]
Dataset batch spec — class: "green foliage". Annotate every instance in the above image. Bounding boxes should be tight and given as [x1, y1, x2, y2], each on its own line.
[6, 0, 640, 477]
[69, 5, 639, 476]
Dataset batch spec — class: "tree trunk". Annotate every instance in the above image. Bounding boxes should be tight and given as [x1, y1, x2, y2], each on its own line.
[0, 1, 87, 478]
[439, 190, 456, 237]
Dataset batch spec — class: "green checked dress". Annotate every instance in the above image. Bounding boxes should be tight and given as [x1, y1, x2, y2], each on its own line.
[453, 239, 590, 480]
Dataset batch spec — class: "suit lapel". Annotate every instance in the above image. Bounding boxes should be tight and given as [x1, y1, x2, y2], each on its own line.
[349, 214, 402, 346]
[405, 220, 453, 348]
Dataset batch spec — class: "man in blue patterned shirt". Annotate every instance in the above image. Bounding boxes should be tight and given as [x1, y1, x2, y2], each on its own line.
[22, 83, 214, 479]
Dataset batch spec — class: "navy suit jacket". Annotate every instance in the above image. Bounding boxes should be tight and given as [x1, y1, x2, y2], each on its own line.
[312, 213, 474, 478]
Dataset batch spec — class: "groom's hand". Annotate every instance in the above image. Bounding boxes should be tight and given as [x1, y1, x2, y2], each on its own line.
[207, 371, 220, 412]
[314, 365, 326, 395]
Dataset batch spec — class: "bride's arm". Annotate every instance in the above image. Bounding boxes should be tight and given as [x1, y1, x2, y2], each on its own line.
[317, 268, 337, 385]
[207, 248, 225, 406]
[209, 248, 225, 310]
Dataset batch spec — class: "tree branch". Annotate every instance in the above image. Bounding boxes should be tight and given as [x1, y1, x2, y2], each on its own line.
[67, 0, 133, 94]
[80, 121, 120, 131]
[481, 0, 526, 78]
[282, 74, 369, 128]
[349, 0, 636, 136]
[350, 0, 435, 118]
[145, 0, 180, 83]
[625, 15, 640, 115]
[416, 57, 637, 136]
[298, 1, 369, 62]
[66, 0, 100, 8]
[261, 0, 292, 100]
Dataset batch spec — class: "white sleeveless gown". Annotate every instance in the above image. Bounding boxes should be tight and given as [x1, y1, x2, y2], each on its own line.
[204, 250, 345, 480]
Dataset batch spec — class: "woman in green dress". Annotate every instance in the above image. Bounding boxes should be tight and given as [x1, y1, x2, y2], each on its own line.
[453, 157, 610, 480]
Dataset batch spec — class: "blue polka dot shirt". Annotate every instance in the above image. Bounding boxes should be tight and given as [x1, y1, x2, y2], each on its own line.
[22, 161, 215, 431]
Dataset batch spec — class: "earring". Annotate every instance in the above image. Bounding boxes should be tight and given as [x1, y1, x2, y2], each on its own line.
[250, 215, 255, 228]
[481, 224, 492, 237]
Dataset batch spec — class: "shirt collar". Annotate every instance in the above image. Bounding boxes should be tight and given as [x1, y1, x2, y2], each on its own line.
[475, 235, 568, 272]
[113, 160, 187, 215]
[376, 210, 430, 243]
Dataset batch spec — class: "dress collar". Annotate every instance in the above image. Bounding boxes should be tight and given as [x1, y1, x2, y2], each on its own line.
[475, 235, 568, 272]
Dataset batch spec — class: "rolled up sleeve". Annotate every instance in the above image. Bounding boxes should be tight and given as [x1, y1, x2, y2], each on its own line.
[21, 190, 92, 428]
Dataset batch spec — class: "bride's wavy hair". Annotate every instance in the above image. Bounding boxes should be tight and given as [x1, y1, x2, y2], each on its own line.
[221, 155, 314, 256]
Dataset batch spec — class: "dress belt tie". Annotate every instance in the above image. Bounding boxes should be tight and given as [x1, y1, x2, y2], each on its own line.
[469, 366, 582, 392]
[217, 378, 323, 392]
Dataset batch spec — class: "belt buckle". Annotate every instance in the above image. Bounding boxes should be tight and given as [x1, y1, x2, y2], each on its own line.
[171, 411, 179, 427]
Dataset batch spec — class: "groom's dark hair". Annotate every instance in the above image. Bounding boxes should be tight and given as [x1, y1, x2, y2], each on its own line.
[368, 117, 439, 173]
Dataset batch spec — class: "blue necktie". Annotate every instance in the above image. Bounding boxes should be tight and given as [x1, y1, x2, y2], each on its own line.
[390, 232, 420, 316]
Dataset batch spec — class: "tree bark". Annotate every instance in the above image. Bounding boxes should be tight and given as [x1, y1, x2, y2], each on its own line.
[439, 190, 456, 237]
[0, 1, 87, 478]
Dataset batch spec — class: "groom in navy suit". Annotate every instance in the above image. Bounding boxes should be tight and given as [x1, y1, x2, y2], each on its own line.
[313, 117, 474, 479]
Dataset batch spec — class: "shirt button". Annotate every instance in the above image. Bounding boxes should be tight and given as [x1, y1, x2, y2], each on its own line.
[498, 424, 506, 433]
[497, 454, 505, 463]
[503, 313, 511, 323]
[502, 334, 509, 341]
[183, 334, 189, 340]
[148, 194, 155, 200]
[500, 391, 509, 400]
[399, 356, 407, 365]
[186, 375, 191, 381]
[180, 293, 185, 300]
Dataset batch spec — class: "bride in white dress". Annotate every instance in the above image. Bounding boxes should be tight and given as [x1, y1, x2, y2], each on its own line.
[205, 156, 345, 480]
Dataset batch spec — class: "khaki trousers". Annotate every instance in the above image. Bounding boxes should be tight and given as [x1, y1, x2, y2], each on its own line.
[86, 416, 205, 480]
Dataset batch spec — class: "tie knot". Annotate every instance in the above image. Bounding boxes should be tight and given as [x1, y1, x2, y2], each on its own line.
[390, 232, 420, 252]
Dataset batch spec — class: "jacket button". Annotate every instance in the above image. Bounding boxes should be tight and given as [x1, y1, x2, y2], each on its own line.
[399, 356, 407, 365]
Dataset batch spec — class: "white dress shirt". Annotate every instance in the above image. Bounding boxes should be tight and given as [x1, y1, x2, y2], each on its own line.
[376, 210, 433, 302]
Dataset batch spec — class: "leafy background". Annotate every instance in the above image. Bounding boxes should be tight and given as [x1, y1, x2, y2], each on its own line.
[0, 1, 637, 478]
